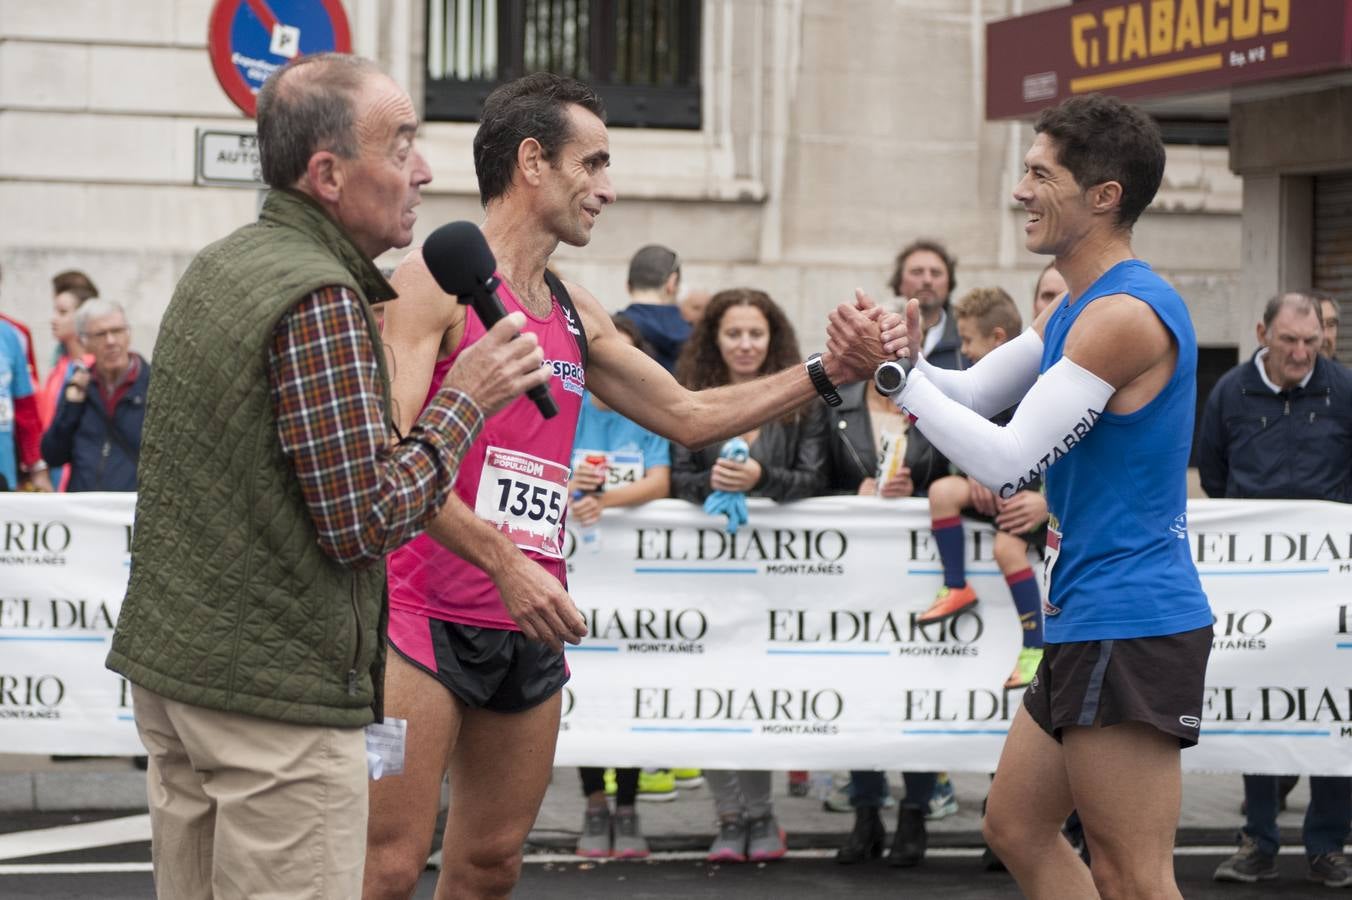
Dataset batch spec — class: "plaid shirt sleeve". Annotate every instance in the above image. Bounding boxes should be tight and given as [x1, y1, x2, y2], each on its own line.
[269, 286, 483, 567]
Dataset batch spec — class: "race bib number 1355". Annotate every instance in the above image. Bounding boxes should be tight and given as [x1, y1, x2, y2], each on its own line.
[474, 446, 570, 558]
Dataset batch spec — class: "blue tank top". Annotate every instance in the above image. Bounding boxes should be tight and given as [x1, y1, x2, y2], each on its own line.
[1039, 259, 1211, 642]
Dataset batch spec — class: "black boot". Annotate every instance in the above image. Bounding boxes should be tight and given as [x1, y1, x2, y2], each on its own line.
[835, 806, 885, 864]
[887, 804, 926, 867]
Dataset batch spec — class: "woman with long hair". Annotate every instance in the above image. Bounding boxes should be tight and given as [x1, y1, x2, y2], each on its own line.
[671, 288, 828, 863]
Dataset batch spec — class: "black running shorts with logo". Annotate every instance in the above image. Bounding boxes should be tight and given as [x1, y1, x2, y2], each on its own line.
[1022, 624, 1212, 747]
[388, 608, 569, 713]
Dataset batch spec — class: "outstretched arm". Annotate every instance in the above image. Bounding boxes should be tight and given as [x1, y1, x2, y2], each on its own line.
[860, 292, 1056, 415]
[576, 281, 886, 449]
[896, 295, 1175, 497]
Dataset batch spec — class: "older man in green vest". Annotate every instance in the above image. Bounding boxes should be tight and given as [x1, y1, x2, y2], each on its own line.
[106, 53, 550, 899]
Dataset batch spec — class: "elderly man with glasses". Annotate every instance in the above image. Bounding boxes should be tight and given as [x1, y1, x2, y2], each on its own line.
[40, 297, 148, 492]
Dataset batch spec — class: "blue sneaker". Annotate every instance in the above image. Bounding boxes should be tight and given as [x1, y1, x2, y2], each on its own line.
[925, 773, 958, 820]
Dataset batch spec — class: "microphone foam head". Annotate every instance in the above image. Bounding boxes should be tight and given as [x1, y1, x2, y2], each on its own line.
[422, 221, 497, 296]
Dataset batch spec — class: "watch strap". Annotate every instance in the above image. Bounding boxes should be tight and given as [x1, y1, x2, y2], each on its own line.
[806, 353, 842, 407]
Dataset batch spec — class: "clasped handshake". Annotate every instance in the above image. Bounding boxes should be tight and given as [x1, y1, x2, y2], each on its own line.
[823, 289, 923, 385]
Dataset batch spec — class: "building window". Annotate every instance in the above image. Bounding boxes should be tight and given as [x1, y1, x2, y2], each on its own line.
[425, 0, 701, 128]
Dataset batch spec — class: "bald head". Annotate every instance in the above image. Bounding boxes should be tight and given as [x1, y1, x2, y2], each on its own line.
[256, 53, 382, 189]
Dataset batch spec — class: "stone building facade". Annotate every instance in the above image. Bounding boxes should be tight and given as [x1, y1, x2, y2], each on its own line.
[0, 0, 1240, 370]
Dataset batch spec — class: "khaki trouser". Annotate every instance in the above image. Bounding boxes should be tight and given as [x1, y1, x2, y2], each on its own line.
[131, 685, 367, 899]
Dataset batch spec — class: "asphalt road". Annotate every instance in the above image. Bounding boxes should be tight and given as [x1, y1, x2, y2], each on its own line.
[0, 814, 1337, 900]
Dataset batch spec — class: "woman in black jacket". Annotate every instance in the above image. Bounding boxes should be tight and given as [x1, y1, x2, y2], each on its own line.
[670, 288, 827, 863]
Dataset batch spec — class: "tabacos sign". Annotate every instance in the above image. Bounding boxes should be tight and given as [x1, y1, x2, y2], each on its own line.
[584, 606, 707, 655]
[635, 527, 848, 576]
[632, 686, 845, 736]
[985, 0, 1347, 119]
[1069, 0, 1290, 71]
[768, 608, 984, 657]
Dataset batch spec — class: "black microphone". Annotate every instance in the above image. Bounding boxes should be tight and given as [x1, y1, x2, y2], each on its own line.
[423, 220, 558, 419]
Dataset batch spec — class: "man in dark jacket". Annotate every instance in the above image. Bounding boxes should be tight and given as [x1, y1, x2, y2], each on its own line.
[40, 299, 146, 491]
[621, 243, 690, 372]
[1199, 291, 1352, 889]
[888, 238, 966, 372]
[1198, 292, 1352, 503]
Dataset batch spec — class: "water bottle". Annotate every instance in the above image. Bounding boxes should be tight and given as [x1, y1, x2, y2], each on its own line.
[581, 454, 608, 553]
[571, 490, 602, 554]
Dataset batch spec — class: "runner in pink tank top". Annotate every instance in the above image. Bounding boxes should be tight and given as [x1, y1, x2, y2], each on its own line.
[365, 74, 888, 900]
[388, 276, 585, 630]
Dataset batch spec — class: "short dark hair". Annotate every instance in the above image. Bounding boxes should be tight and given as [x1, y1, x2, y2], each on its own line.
[1262, 292, 1319, 329]
[256, 53, 378, 189]
[473, 73, 606, 207]
[888, 239, 957, 297]
[52, 270, 99, 302]
[627, 244, 680, 292]
[1034, 94, 1165, 229]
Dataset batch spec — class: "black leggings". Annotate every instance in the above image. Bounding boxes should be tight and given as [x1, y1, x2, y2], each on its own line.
[580, 767, 639, 807]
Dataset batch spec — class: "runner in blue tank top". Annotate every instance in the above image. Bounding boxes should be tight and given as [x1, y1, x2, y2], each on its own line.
[840, 94, 1212, 899]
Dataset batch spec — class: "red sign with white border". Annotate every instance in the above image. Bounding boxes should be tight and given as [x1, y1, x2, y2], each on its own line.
[207, 0, 353, 117]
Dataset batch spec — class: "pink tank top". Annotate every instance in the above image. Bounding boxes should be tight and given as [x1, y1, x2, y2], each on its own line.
[387, 276, 586, 629]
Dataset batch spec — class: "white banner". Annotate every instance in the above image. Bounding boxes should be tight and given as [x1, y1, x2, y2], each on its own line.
[1, 494, 1349, 774]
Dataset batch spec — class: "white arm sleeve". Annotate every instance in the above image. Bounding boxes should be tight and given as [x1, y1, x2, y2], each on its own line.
[913, 327, 1044, 418]
[898, 356, 1115, 498]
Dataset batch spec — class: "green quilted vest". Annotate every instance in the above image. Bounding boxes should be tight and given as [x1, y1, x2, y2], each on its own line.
[107, 189, 397, 727]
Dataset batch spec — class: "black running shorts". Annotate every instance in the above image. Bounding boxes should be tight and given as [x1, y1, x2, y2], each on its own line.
[1022, 624, 1212, 747]
[388, 608, 569, 713]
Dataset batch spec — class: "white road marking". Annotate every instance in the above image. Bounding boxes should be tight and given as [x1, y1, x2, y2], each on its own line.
[0, 862, 153, 874]
[0, 841, 1324, 877]
[0, 814, 150, 862]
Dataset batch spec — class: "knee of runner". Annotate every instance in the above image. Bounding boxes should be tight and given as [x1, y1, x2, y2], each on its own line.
[981, 803, 1017, 855]
[460, 843, 525, 893]
[1086, 849, 1167, 900]
[463, 840, 525, 875]
[363, 852, 424, 900]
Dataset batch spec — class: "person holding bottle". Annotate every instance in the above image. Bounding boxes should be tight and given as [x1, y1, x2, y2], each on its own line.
[671, 288, 828, 863]
[570, 313, 673, 859]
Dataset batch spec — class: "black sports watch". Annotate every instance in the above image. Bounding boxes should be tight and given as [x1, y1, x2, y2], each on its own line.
[805, 352, 842, 407]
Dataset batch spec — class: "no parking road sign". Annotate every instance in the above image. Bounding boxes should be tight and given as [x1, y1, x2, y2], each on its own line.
[208, 0, 352, 117]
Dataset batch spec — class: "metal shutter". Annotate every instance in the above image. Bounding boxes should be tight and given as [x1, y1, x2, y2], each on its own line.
[1314, 172, 1352, 363]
